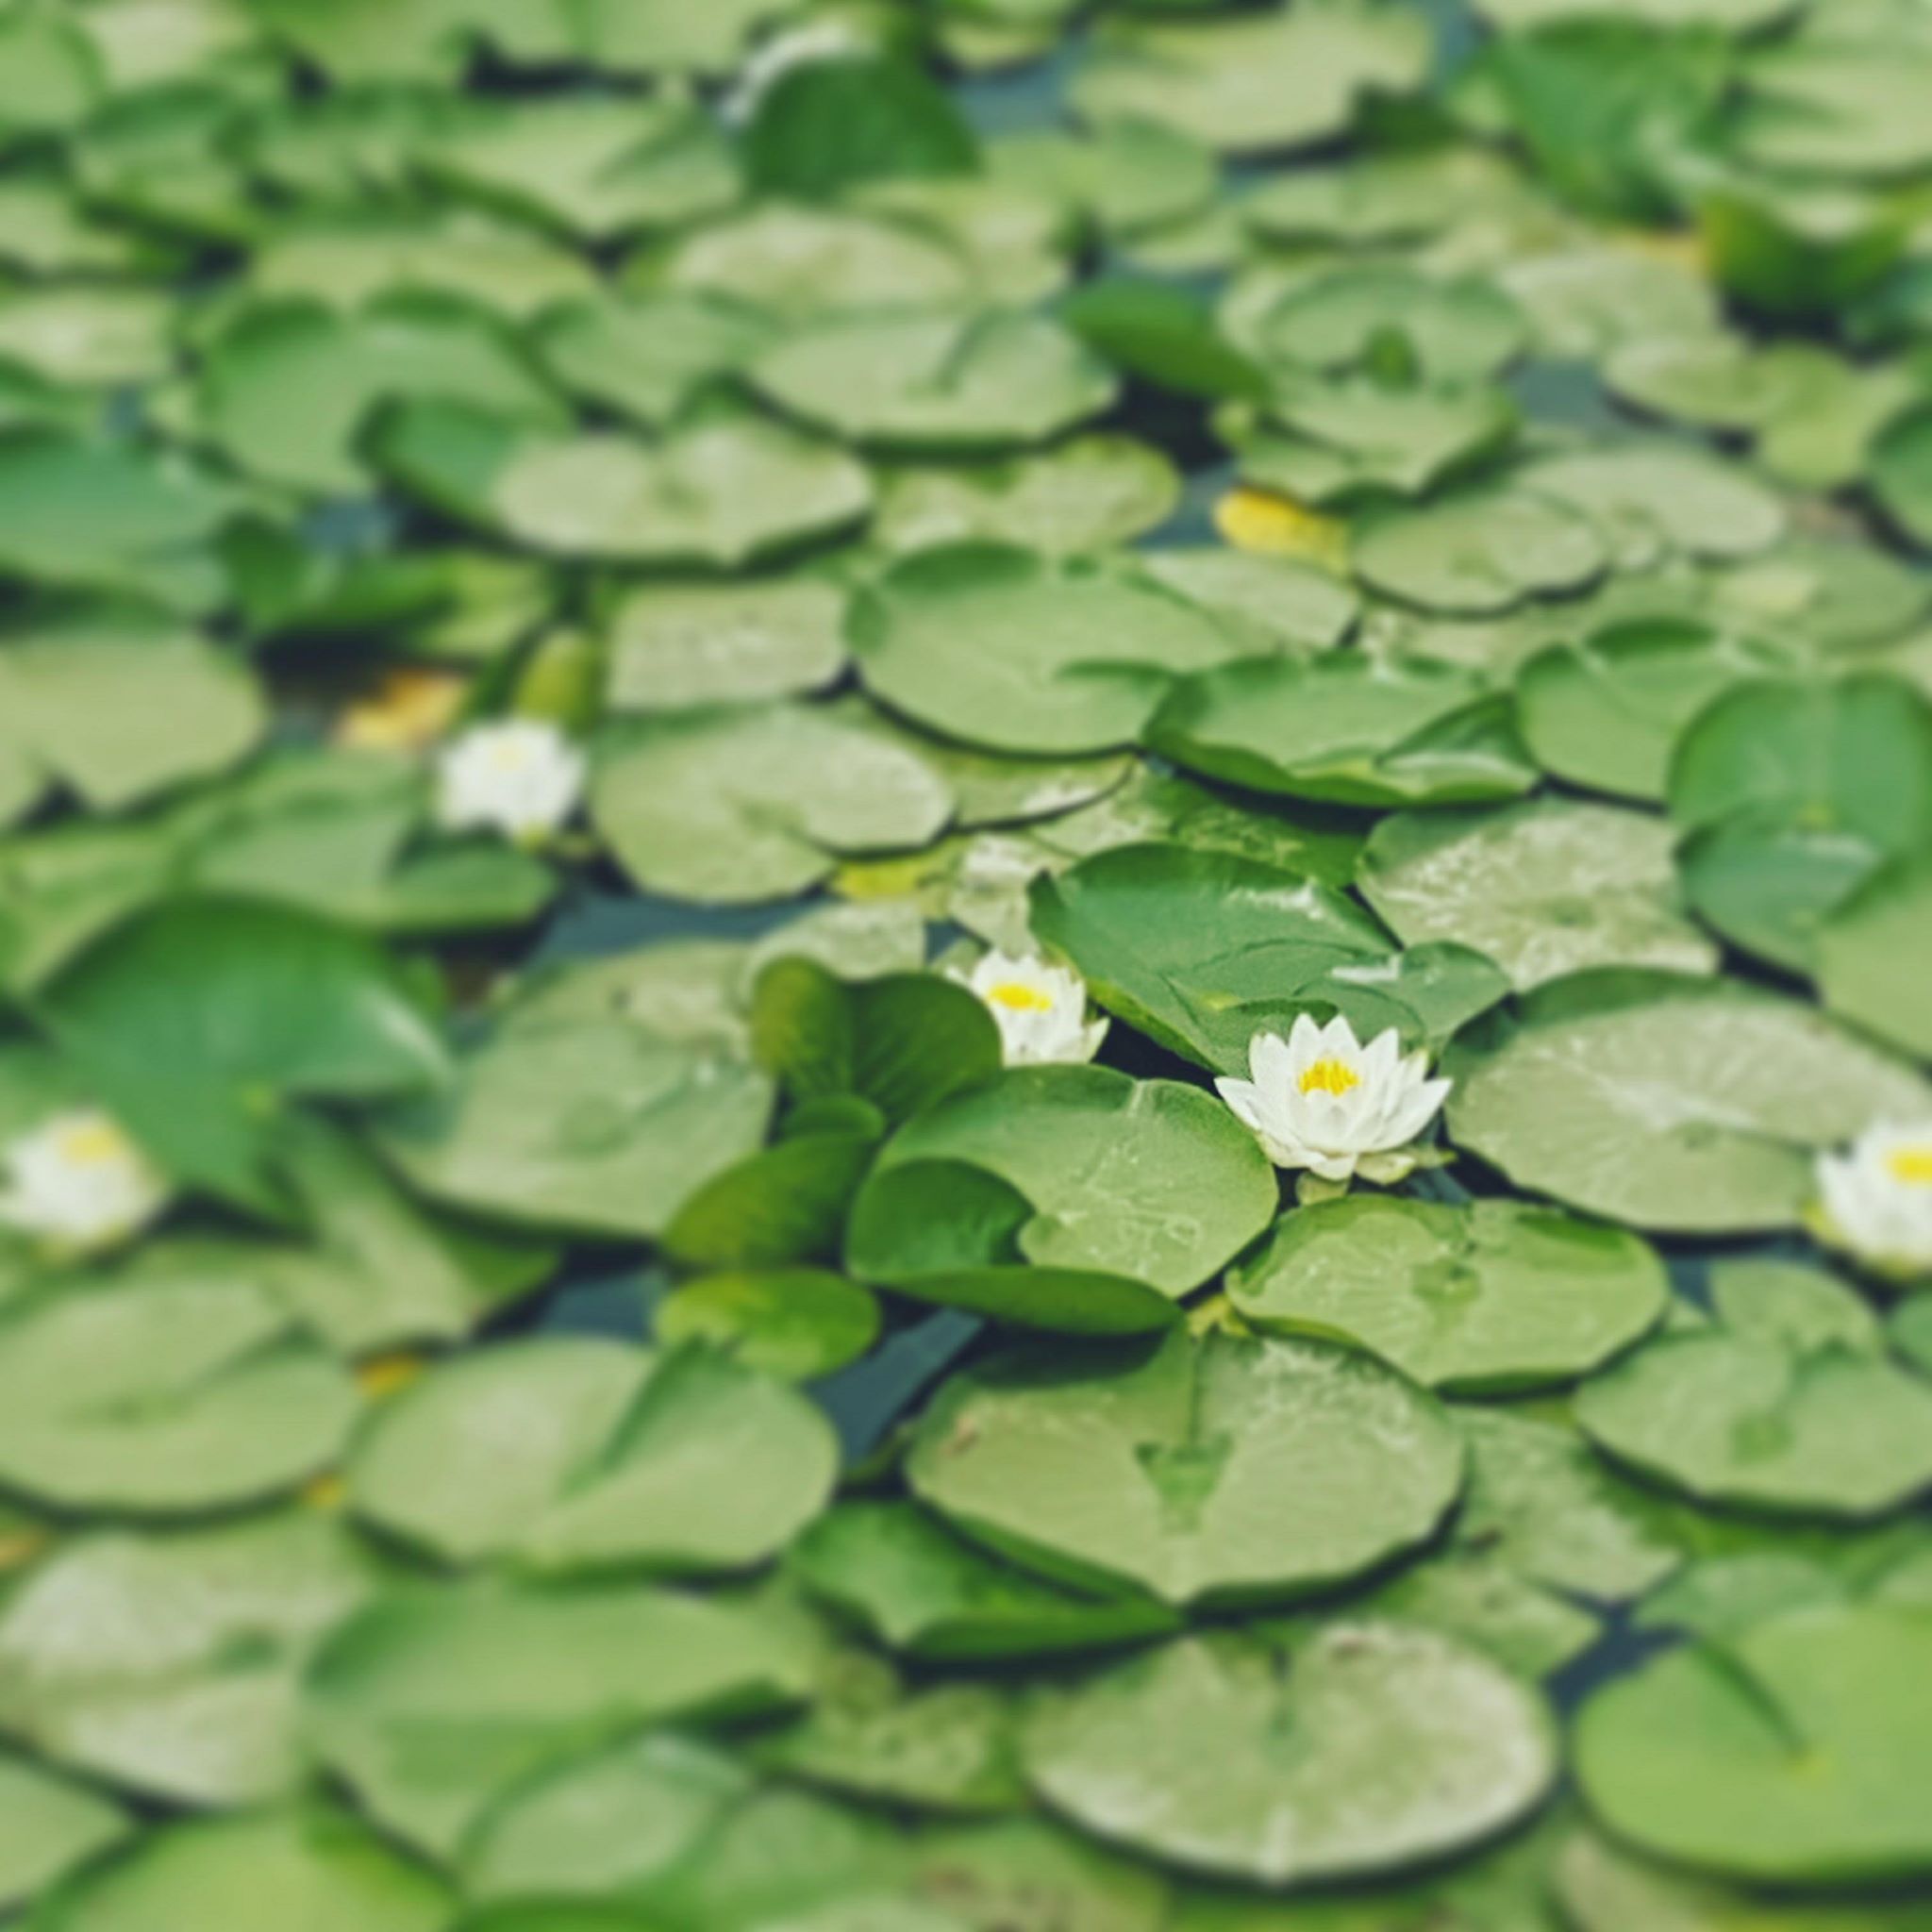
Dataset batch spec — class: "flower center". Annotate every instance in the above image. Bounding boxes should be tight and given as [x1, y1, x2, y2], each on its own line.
[1299, 1057, 1360, 1097]
[486, 739, 535, 774]
[1886, 1145, 1932, 1187]
[55, 1121, 128, 1169]
[987, 981, 1055, 1014]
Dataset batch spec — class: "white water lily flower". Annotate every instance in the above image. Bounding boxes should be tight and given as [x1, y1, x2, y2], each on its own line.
[0, 1109, 168, 1255]
[1215, 1014, 1451, 1185]
[720, 20, 864, 125]
[1816, 1123, 1932, 1276]
[955, 950, 1108, 1067]
[434, 719, 585, 847]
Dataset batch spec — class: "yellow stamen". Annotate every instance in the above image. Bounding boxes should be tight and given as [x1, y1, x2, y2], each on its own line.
[1887, 1147, 1932, 1187]
[987, 981, 1055, 1014]
[1299, 1057, 1360, 1097]
[55, 1121, 127, 1168]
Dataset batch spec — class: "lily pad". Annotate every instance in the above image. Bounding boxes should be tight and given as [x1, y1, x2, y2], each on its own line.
[751, 308, 1116, 452]
[592, 703, 953, 905]
[606, 577, 849, 711]
[850, 542, 1241, 757]
[0, 1511, 381, 1806]
[655, 1270, 880, 1383]
[0, 1276, 358, 1515]
[34, 1810, 455, 1932]
[378, 1016, 773, 1241]
[1358, 796, 1717, 988]
[849, 1066, 1277, 1332]
[1444, 971, 1932, 1232]
[347, 1338, 838, 1572]
[792, 1499, 1179, 1662]
[908, 1329, 1464, 1607]
[1022, 1624, 1555, 1884]
[1575, 1605, 1932, 1887]
[1150, 653, 1540, 807]
[1352, 487, 1607, 615]
[306, 1579, 813, 1857]
[0, 1753, 129, 1912]
[1030, 842, 1508, 1074]
[1230, 1195, 1668, 1393]
[372, 398, 873, 568]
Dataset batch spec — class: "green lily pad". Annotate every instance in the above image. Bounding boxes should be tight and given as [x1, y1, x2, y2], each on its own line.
[0, 1511, 382, 1806]
[1575, 1314, 1932, 1521]
[1575, 1605, 1932, 1887]
[606, 577, 849, 711]
[848, 1066, 1277, 1332]
[751, 308, 1115, 451]
[1072, 4, 1431, 156]
[533, 290, 774, 428]
[592, 703, 953, 905]
[193, 292, 566, 496]
[1352, 487, 1607, 615]
[0, 1753, 129, 1912]
[850, 543, 1241, 756]
[306, 1579, 813, 1857]
[0, 1275, 358, 1515]
[655, 1270, 880, 1383]
[1022, 1624, 1554, 1884]
[1029, 842, 1508, 1074]
[1138, 548, 1359, 655]
[872, 436, 1179, 559]
[0, 286, 173, 390]
[1150, 652, 1540, 807]
[1443, 970, 1932, 1232]
[372, 398, 873, 567]
[0, 598, 265, 814]
[1230, 1195, 1668, 1393]
[791, 1499, 1180, 1662]
[33, 1810, 455, 1932]
[1817, 851, 1932, 1061]
[378, 1016, 773, 1241]
[347, 1338, 837, 1572]
[1514, 617, 1799, 802]
[1358, 796, 1717, 988]
[908, 1329, 1464, 1607]
[1520, 445, 1785, 568]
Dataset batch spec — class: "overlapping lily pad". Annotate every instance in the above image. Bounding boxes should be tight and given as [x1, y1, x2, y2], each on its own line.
[908, 1329, 1464, 1607]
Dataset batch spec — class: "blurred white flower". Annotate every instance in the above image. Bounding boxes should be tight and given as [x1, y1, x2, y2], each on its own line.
[721, 21, 864, 125]
[1216, 1014, 1450, 1185]
[1817, 1123, 1932, 1276]
[0, 1110, 167, 1255]
[434, 719, 585, 847]
[955, 950, 1108, 1067]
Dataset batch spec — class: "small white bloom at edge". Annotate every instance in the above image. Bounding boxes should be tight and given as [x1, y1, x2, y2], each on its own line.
[1214, 1012, 1450, 1184]
[434, 718, 585, 847]
[0, 1109, 168, 1255]
[953, 950, 1108, 1067]
[1817, 1122, 1932, 1275]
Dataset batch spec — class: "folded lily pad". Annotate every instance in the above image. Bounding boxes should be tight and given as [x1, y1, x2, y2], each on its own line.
[1575, 1605, 1932, 1887]
[1150, 652, 1540, 807]
[1444, 970, 1932, 1232]
[1231, 1195, 1668, 1393]
[306, 1580, 814, 1857]
[347, 1338, 838, 1572]
[1023, 1624, 1555, 1885]
[850, 542, 1241, 756]
[849, 1066, 1277, 1332]
[592, 703, 953, 905]
[751, 308, 1115, 452]
[1030, 842, 1507, 1074]
[1358, 796, 1717, 988]
[908, 1329, 1463, 1607]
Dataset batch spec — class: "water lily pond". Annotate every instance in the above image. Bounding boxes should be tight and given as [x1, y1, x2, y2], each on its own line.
[4, 0, 1932, 1926]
